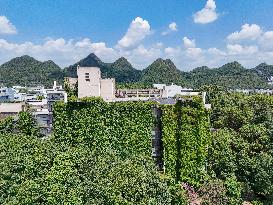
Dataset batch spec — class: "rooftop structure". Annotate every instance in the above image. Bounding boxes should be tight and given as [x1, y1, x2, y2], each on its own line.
[0, 102, 25, 119]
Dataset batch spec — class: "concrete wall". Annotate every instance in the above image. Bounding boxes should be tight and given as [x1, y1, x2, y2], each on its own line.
[100, 78, 115, 101]
[77, 67, 101, 98]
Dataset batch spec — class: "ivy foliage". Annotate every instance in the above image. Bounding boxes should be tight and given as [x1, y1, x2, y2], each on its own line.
[53, 98, 155, 158]
[161, 97, 211, 187]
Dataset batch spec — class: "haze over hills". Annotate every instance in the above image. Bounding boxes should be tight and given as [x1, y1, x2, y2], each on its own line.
[0, 53, 273, 89]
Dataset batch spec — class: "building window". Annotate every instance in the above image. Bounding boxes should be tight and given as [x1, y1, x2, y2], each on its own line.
[85, 73, 90, 81]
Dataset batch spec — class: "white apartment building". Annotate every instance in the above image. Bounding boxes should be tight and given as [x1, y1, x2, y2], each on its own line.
[77, 66, 115, 101]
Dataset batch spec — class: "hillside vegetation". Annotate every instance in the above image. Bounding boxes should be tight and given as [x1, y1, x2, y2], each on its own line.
[0, 55, 64, 87]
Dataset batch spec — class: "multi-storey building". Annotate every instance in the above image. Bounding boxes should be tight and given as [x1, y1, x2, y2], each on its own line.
[77, 66, 115, 101]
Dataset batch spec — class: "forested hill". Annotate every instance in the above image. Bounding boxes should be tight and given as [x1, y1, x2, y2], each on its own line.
[141, 58, 189, 85]
[252, 63, 273, 81]
[0, 55, 64, 87]
[187, 61, 269, 89]
[1, 53, 273, 89]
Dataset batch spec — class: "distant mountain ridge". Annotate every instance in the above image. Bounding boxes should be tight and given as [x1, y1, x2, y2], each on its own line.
[0, 53, 273, 89]
[187, 61, 268, 89]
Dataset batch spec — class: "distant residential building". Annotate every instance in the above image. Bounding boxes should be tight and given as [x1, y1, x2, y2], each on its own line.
[33, 110, 52, 136]
[77, 66, 115, 101]
[0, 87, 16, 102]
[47, 90, 67, 112]
[116, 89, 162, 99]
[26, 81, 67, 136]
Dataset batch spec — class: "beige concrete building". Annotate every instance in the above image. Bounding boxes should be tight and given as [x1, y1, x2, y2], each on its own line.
[77, 66, 115, 101]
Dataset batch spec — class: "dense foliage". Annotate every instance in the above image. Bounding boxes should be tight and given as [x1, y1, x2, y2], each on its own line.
[53, 98, 155, 158]
[0, 55, 64, 87]
[253, 63, 273, 81]
[207, 91, 273, 204]
[187, 62, 269, 89]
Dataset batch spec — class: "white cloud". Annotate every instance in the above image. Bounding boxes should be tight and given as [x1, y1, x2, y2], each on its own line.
[0, 16, 17, 34]
[183, 37, 196, 48]
[207, 47, 226, 56]
[162, 22, 178, 35]
[121, 45, 162, 69]
[0, 38, 117, 67]
[259, 31, 273, 51]
[117, 17, 150, 49]
[193, 0, 219, 24]
[227, 24, 262, 41]
[185, 47, 202, 58]
[227, 44, 258, 55]
[154, 42, 164, 49]
[169, 22, 178, 31]
[164, 47, 181, 56]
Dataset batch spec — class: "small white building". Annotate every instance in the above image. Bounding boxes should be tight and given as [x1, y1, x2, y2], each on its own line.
[153, 83, 198, 98]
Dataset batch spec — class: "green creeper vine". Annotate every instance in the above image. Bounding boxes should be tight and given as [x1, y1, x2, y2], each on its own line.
[53, 98, 156, 158]
[162, 97, 211, 187]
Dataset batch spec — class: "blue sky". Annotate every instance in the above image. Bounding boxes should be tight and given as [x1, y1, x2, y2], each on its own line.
[0, 0, 273, 70]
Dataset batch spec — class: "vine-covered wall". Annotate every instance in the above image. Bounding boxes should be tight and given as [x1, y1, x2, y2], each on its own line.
[53, 97, 211, 184]
[53, 98, 155, 158]
[162, 97, 211, 187]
